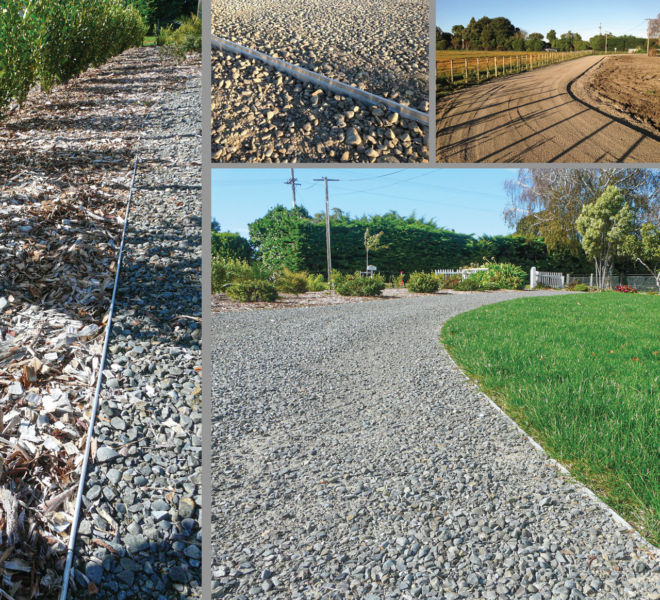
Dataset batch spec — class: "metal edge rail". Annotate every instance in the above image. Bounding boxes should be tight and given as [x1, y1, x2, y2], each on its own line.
[58, 155, 140, 600]
[212, 35, 429, 128]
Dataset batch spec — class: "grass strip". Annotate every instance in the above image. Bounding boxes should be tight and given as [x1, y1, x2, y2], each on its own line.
[440, 293, 660, 546]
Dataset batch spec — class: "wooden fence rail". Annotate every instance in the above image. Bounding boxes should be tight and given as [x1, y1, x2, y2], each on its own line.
[437, 50, 593, 89]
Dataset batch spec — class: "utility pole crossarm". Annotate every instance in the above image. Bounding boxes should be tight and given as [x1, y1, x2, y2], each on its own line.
[285, 168, 300, 208]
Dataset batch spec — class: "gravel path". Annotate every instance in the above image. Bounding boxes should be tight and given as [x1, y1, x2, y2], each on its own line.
[212, 292, 659, 599]
[211, 0, 429, 163]
[69, 59, 202, 599]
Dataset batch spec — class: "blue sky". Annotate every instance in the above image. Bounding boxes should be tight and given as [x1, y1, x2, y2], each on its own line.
[436, 1, 655, 39]
[212, 168, 520, 239]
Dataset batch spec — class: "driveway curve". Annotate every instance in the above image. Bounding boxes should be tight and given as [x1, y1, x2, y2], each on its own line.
[212, 291, 659, 599]
[436, 55, 660, 163]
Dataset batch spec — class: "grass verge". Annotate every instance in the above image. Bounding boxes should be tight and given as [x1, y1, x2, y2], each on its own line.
[440, 293, 660, 546]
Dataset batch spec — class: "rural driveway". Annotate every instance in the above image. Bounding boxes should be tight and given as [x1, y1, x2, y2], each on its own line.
[212, 292, 659, 599]
[436, 55, 660, 163]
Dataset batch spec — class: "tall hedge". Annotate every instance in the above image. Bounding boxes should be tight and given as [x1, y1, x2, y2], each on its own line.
[248, 207, 602, 277]
[0, 0, 146, 115]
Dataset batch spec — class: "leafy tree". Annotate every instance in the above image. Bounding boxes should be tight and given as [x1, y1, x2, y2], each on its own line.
[504, 168, 659, 254]
[211, 218, 221, 232]
[576, 186, 633, 289]
[363, 228, 387, 271]
[212, 231, 253, 261]
[547, 29, 557, 47]
[150, 0, 197, 28]
[436, 27, 452, 50]
[526, 33, 545, 51]
[623, 223, 660, 290]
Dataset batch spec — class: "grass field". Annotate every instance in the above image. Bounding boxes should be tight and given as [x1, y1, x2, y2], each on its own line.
[441, 293, 660, 545]
[143, 35, 157, 46]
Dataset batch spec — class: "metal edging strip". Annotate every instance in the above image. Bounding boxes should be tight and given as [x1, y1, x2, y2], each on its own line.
[212, 35, 429, 127]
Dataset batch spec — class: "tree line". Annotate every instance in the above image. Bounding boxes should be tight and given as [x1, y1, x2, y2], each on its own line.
[436, 16, 650, 52]
[214, 168, 659, 283]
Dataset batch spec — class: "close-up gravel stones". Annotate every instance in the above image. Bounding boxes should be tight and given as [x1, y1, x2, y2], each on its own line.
[211, 0, 429, 163]
[212, 292, 660, 599]
[69, 62, 202, 599]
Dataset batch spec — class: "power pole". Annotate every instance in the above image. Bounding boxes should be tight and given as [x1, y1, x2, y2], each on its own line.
[645, 18, 651, 55]
[284, 168, 300, 208]
[599, 23, 602, 37]
[313, 177, 339, 284]
[605, 32, 609, 53]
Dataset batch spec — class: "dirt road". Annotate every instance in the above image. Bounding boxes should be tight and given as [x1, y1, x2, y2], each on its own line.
[436, 55, 660, 163]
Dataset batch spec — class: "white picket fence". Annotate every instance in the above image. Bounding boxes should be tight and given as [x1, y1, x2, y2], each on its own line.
[435, 267, 488, 280]
[530, 267, 565, 289]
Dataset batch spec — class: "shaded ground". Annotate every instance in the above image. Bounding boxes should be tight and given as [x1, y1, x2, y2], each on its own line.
[436, 55, 660, 163]
[575, 55, 660, 134]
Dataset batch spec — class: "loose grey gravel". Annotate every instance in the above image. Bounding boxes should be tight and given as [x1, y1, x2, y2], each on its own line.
[212, 292, 660, 599]
[211, 0, 429, 163]
[69, 58, 202, 599]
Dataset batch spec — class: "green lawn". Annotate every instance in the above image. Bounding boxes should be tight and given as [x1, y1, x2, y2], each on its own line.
[143, 35, 157, 47]
[441, 293, 660, 545]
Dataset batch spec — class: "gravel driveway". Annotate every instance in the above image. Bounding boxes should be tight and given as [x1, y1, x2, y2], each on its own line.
[212, 292, 659, 599]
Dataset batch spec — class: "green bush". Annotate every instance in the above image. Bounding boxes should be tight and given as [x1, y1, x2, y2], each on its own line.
[455, 277, 483, 291]
[307, 273, 328, 291]
[276, 269, 309, 294]
[571, 283, 590, 292]
[439, 274, 461, 289]
[226, 280, 278, 302]
[211, 258, 271, 293]
[0, 0, 146, 114]
[336, 274, 386, 297]
[157, 14, 201, 57]
[470, 263, 526, 290]
[406, 271, 440, 293]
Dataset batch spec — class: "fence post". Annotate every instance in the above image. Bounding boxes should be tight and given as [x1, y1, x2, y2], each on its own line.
[476, 57, 480, 81]
[464, 58, 468, 83]
[486, 57, 489, 78]
[589, 273, 593, 288]
[450, 59, 453, 83]
[530, 267, 537, 289]
[494, 56, 497, 76]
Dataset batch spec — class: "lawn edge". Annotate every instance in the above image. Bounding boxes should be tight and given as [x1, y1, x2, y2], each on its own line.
[439, 333, 660, 557]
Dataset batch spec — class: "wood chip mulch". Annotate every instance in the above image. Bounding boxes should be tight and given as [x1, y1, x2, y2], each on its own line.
[0, 47, 198, 600]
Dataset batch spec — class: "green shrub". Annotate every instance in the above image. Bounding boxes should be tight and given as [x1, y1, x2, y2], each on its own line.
[572, 283, 590, 292]
[307, 273, 328, 292]
[0, 0, 146, 114]
[226, 280, 278, 302]
[211, 258, 271, 293]
[157, 14, 201, 58]
[336, 273, 386, 297]
[406, 271, 440, 293]
[276, 268, 309, 294]
[470, 263, 526, 290]
[455, 277, 483, 291]
[439, 274, 462, 289]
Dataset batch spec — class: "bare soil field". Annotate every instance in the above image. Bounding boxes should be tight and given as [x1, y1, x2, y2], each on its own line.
[575, 55, 660, 134]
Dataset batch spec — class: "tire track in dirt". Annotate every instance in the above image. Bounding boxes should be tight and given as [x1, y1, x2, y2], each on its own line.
[436, 55, 660, 163]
